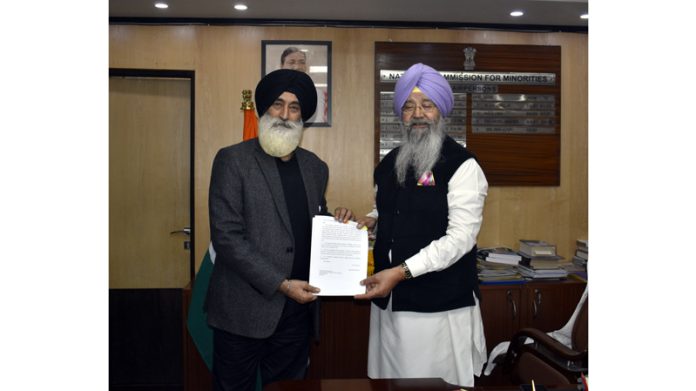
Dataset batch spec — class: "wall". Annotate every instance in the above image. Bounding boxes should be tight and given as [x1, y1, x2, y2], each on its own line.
[109, 24, 587, 272]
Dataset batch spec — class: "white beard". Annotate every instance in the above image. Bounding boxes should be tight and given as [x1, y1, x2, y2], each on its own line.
[394, 118, 445, 186]
[257, 113, 304, 158]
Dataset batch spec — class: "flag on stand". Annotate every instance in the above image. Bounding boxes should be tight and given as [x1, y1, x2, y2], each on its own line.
[186, 244, 216, 369]
[186, 90, 259, 371]
[241, 89, 258, 140]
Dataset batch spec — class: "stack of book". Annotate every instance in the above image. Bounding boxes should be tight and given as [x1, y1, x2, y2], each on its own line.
[476, 247, 524, 283]
[516, 239, 568, 279]
[477, 261, 525, 283]
[573, 239, 588, 270]
[519, 239, 557, 257]
[477, 247, 522, 266]
[517, 264, 568, 280]
[517, 239, 567, 269]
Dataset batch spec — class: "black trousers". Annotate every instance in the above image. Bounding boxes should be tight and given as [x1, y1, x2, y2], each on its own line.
[212, 299, 311, 391]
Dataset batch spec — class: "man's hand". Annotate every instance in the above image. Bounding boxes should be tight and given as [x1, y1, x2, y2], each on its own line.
[354, 266, 405, 300]
[333, 207, 355, 223]
[356, 216, 377, 231]
[279, 279, 320, 304]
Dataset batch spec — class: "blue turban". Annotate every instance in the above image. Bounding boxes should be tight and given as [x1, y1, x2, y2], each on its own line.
[255, 69, 317, 123]
[393, 63, 454, 118]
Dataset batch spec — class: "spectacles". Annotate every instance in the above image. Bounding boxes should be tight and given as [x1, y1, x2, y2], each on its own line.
[401, 101, 437, 115]
[271, 100, 301, 114]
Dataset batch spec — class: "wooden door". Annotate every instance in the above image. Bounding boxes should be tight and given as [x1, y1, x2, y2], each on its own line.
[521, 280, 586, 332]
[479, 285, 522, 352]
[109, 76, 191, 289]
[109, 74, 193, 389]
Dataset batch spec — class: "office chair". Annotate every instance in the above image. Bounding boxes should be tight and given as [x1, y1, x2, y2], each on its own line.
[501, 296, 588, 385]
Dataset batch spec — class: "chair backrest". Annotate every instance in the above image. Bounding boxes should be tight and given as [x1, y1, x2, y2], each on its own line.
[515, 350, 573, 385]
[571, 297, 588, 352]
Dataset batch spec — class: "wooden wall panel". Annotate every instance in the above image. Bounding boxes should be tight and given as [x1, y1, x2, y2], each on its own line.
[109, 25, 587, 272]
[374, 42, 561, 185]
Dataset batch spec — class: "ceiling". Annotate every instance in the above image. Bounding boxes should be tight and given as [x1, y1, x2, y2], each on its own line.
[109, 0, 588, 31]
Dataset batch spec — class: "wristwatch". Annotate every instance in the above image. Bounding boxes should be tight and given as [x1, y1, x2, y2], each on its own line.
[401, 262, 413, 279]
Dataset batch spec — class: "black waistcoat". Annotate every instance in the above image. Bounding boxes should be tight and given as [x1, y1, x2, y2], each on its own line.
[372, 136, 480, 312]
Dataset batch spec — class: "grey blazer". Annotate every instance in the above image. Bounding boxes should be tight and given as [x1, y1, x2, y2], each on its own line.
[205, 138, 329, 338]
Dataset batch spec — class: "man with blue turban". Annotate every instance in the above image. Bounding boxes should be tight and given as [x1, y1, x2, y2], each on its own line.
[351, 63, 488, 387]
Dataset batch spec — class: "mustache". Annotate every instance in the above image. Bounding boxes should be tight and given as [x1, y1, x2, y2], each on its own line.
[405, 118, 436, 129]
[269, 119, 297, 129]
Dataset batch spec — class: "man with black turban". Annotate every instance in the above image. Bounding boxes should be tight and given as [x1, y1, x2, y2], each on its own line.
[341, 63, 489, 387]
[206, 69, 353, 391]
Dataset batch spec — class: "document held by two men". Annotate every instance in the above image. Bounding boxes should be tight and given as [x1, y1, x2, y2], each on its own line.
[309, 215, 368, 296]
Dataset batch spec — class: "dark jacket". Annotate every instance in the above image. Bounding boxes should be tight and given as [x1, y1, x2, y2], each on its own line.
[372, 136, 480, 312]
[206, 138, 328, 338]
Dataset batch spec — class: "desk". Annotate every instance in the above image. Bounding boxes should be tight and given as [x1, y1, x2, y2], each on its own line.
[263, 378, 578, 391]
[264, 378, 458, 391]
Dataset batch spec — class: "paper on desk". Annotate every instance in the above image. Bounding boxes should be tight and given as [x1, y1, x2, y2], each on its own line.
[309, 215, 368, 296]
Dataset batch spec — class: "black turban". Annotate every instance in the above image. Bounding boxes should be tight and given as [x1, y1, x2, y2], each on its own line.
[255, 69, 317, 123]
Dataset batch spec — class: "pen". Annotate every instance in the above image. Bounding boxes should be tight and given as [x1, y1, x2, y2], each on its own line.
[531, 379, 536, 391]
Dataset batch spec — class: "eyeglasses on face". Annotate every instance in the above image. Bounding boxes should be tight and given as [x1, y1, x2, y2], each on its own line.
[401, 100, 437, 115]
[270, 100, 301, 115]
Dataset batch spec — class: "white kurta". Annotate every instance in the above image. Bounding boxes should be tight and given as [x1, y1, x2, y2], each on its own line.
[367, 159, 489, 387]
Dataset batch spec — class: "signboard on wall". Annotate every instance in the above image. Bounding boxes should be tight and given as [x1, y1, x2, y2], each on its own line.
[375, 42, 561, 186]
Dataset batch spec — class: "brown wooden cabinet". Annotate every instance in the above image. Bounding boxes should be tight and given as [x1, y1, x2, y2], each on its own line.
[479, 280, 586, 352]
[306, 298, 372, 379]
[478, 285, 524, 353]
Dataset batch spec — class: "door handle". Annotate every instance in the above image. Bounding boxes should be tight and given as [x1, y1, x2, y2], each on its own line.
[170, 227, 191, 250]
[506, 290, 517, 320]
[170, 227, 191, 235]
[533, 289, 542, 319]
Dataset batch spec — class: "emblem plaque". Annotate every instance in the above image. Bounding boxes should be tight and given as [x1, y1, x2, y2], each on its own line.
[463, 47, 477, 70]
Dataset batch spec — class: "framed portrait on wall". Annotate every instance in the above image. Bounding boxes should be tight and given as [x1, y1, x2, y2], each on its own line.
[262, 40, 332, 127]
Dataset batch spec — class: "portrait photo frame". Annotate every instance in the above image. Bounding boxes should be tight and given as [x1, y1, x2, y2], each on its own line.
[261, 40, 332, 127]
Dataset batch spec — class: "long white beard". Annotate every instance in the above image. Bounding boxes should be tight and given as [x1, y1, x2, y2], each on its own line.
[257, 113, 304, 158]
[394, 118, 445, 186]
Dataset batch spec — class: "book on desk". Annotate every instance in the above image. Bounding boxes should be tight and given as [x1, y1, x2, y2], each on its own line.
[519, 239, 557, 257]
[478, 247, 522, 265]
